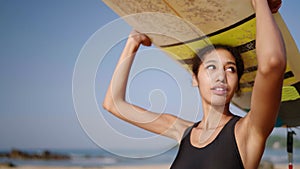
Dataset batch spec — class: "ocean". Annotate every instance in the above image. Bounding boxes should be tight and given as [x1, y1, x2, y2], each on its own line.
[0, 147, 299, 167]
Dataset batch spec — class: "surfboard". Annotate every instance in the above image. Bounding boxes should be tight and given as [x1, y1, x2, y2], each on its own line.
[103, 0, 300, 127]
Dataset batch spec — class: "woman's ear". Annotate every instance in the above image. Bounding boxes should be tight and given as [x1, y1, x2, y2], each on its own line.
[192, 74, 199, 87]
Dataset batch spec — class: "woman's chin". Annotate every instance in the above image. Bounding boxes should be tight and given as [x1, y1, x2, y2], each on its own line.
[209, 95, 231, 107]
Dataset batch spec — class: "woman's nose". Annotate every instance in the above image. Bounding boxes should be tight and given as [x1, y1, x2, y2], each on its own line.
[216, 70, 226, 83]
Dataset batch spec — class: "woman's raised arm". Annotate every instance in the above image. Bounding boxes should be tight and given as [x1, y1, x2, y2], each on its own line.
[235, 1, 286, 168]
[103, 31, 193, 141]
[246, 0, 286, 138]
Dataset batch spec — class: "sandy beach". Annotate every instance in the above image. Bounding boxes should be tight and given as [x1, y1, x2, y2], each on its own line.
[0, 164, 297, 169]
[0, 165, 168, 169]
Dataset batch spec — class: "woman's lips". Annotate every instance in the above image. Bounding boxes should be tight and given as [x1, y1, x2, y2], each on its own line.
[211, 86, 228, 95]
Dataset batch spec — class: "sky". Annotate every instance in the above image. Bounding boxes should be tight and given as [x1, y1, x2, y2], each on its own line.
[0, 0, 299, 155]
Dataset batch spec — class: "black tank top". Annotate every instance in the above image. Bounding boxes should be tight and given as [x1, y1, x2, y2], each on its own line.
[170, 116, 244, 169]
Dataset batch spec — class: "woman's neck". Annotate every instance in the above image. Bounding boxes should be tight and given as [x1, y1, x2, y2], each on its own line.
[199, 102, 233, 130]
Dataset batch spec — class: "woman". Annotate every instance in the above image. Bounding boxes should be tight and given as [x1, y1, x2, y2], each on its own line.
[103, 0, 286, 168]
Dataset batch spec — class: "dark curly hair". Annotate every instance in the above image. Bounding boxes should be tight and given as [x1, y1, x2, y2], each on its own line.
[191, 44, 244, 94]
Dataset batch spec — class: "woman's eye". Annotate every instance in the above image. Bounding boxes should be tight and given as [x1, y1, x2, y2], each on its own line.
[225, 67, 236, 73]
[206, 65, 216, 70]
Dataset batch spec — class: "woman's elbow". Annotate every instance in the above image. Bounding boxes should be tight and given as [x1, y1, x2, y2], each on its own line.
[103, 97, 116, 113]
[258, 53, 286, 76]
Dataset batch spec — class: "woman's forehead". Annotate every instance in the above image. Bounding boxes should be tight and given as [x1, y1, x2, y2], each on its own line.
[202, 49, 236, 63]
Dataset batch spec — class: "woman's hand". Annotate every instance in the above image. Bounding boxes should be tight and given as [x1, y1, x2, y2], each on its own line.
[268, 0, 282, 13]
[128, 30, 152, 47]
[252, 0, 282, 13]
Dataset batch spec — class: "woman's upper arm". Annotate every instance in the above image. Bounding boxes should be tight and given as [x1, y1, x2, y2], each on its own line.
[247, 66, 284, 137]
[103, 99, 193, 141]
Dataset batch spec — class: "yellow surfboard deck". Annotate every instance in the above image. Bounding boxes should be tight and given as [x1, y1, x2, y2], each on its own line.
[103, 0, 300, 127]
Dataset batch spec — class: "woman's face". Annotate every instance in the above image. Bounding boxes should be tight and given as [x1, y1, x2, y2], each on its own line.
[193, 48, 238, 106]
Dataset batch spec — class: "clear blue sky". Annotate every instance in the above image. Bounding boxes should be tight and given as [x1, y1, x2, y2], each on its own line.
[0, 0, 299, 152]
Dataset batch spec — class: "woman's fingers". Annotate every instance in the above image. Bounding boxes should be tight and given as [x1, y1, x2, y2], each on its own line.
[268, 0, 282, 13]
[251, 0, 282, 13]
[129, 30, 152, 46]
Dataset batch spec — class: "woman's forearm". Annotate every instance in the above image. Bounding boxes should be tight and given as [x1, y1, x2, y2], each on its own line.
[111, 38, 140, 100]
[103, 37, 141, 111]
[253, 0, 286, 73]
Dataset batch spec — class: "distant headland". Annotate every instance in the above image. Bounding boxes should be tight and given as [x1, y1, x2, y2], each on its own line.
[0, 149, 70, 160]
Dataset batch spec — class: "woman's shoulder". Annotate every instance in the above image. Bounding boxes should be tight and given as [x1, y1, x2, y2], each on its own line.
[174, 119, 197, 141]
